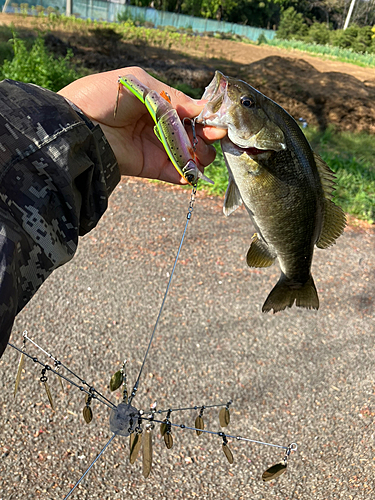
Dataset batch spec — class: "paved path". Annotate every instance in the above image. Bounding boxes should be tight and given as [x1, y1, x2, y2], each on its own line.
[1, 179, 374, 499]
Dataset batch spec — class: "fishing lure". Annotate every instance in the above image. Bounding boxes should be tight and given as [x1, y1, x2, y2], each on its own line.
[115, 75, 214, 186]
[10, 334, 297, 494]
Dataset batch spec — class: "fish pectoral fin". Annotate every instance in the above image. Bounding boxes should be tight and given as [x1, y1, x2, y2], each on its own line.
[246, 234, 276, 268]
[316, 199, 346, 249]
[223, 175, 243, 216]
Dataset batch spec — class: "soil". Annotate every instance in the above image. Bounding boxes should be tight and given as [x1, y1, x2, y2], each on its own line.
[1, 13, 375, 134]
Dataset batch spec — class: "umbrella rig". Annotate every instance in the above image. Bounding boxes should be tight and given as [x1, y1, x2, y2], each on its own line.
[8, 187, 297, 498]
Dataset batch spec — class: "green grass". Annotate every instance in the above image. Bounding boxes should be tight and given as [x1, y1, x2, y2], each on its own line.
[256, 38, 375, 68]
[197, 129, 375, 224]
[305, 127, 375, 223]
[199, 143, 229, 196]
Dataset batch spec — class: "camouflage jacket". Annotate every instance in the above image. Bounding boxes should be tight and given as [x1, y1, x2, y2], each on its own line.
[0, 80, 120, 357]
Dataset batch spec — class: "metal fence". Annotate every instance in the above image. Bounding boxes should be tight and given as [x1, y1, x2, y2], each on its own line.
[1, 1, 276, 42]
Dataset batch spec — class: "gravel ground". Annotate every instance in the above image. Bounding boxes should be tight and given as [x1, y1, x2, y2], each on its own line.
[0, 178, 374, 500]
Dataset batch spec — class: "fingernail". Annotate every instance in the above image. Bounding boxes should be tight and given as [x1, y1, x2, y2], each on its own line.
[193, 99, 208, 106]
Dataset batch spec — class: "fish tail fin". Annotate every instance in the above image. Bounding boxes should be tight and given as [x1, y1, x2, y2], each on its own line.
[262, 273, 319, 313]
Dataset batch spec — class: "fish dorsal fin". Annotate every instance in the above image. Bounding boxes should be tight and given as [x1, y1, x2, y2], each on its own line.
[314, 153, 337, 200]
[247, 233, 276, 268]
[223, 174, 243, 216]
[314, 153, 347, 249]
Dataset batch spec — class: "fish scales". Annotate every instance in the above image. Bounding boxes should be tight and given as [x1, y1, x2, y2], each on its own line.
[198, 71, 346, 313]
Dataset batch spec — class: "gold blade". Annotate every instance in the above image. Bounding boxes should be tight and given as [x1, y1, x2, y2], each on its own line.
[164, 432, 173, 449]
[195, 415, 204, 436]
[129, 432, 142, 464]
[83, 406, 93, 424]
[262, 462, 287, 482]
[43, 381, 55, 411]
[142, 429, 153, 478]
[14, 352, 25, 397]
[57, 375, 64, 392]
[222, 443, 234, 464]
[109, 370, 123, 392]
[219, 408, 230, 427]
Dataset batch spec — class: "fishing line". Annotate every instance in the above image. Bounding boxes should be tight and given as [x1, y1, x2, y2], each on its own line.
[63, 433, 117, 500]
[139, 415, 293, 451]
[128, 185, 197, 404]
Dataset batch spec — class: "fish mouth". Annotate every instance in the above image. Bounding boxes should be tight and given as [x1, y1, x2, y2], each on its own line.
[196, 71, 229, 128]
[202, 71, 227, 108]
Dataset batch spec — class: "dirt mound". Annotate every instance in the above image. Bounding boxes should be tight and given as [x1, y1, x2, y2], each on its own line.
[236, 56, 375, 133]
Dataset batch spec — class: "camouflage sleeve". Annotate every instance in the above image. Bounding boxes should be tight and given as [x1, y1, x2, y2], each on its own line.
[0, 80, 120, 357]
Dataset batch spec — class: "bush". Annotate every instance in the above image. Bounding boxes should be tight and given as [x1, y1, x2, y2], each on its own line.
[352, 25, 374, 53]
[0, 34, 82, 92]
[330, 25, 373, 53]
[257, 32, 268, 45]
[276, 7, 309, 41]
[117, 7, 145, 25]
[277, 9, 374, 55]
[307, 22, 330, 45]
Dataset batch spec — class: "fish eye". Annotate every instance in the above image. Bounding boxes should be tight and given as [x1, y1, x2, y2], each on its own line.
[241, 96, 255, 108]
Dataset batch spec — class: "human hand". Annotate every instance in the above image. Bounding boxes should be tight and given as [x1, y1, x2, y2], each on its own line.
[58, 67, 227, 185]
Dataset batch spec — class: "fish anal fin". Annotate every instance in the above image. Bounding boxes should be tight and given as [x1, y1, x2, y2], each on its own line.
[317, 199, 346, 249]
[223, 175, 243, 216]
[246, 234, 276, 268]
[262, 274, 319, 313]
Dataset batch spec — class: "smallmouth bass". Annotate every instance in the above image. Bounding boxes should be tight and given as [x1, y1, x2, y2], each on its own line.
[198, 71, 346, 313]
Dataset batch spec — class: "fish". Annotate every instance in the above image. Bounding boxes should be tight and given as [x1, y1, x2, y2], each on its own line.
[197, 71, 346, 313]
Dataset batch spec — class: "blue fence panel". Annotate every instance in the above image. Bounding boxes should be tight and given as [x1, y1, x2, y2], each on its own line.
[116, 5, 276, 42]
